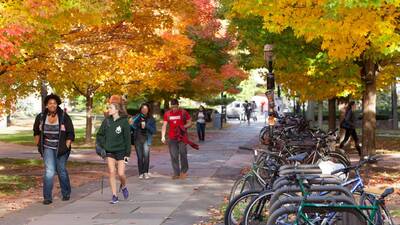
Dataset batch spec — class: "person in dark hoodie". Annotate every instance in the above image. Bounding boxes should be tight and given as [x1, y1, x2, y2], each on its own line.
[131, 103, 156, 179]
[33, 94, 75, 205]
[340, 101, 361, 157]
[96, 101, 131, 204]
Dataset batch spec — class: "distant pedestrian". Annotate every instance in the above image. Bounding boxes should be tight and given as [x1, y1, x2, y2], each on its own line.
[243, 100, 252, 125]
[33, 94, 75, 205]
[339, 101, 361, 157]
[131, 103, 156, 179]
[161, 99, 193, 179]
[195, 105, 206, 142]
[96, 100, 131, 204]
[251, 101, 258, 121]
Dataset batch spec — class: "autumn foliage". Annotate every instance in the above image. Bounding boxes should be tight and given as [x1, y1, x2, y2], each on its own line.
[0, 0, 247, 112]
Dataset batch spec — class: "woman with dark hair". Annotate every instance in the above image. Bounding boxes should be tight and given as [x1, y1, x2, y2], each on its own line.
[33, 94, 75, 205]
[96, 101, 131, 204]
[195, 105, 206, 141]
[340, 101, 361, 156]
[131, 103, 156, 179]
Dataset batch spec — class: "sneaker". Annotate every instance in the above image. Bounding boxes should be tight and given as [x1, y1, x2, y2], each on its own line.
[43, 199, 52, 205]
[144, 173, 150, 179]
[62, 196, 70, 201]
[121, 186, 129, 200]
[139, 174, 144, 179]
[110, 195, 119, 204]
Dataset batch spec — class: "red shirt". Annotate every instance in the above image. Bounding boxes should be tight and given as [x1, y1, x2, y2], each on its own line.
[164, 109, 191, 140]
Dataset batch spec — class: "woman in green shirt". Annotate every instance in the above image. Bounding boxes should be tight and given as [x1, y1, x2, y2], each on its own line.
[96, 102, 131, 204]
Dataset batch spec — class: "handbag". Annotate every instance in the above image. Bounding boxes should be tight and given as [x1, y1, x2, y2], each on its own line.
[95, 145, 107, 159]
[340, 120, 352, 129]
[340, 110, 352, 129]
[95, 118, 110, 159]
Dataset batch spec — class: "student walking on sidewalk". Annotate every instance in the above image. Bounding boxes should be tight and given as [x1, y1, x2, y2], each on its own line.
[33, 94, 75, 205]
[339, 101, 362, 157]
[161, 99, 193, 179]
[195, 105, 206, 142]
[96, 101, 131, 204]
[131, 103, 156, 179]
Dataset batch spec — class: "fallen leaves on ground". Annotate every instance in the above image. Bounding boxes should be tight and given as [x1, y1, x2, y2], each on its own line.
[0, 160, 104, 217]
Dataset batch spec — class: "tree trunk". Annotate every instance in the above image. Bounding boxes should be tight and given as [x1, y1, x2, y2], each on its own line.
[151, 101, 161, 118]
[85, 90, 94, 143]
[328, 98, 336, 131]
[392, 81, 398, 129]
[296, 99, 301, 115]
[163, 98, 170, 111]
[361, 59, 377, 156]
[293, 97, 296, 114]
[306, 101, 315, 127]
[318, 101, 323, 129]
[6, 114, 11, 127]
[40, 79, 48, 113]
[337, 97, 349, 142]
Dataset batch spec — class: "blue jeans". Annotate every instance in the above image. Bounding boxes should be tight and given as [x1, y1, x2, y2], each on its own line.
[168, 140, 188, 176]
[135, 141, 150, 175]
[196, 122, 206, 141]
[43, 148, 71, 201]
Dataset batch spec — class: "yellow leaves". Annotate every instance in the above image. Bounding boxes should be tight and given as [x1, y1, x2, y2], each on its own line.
[232, 0, 400, 60]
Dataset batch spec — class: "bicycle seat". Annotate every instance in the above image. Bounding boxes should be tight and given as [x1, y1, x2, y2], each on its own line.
[380, 187, 394, 199]
[287, 152, 308, 162]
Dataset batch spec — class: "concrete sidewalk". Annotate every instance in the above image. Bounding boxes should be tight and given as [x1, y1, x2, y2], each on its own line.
[0, 121, 263, 225]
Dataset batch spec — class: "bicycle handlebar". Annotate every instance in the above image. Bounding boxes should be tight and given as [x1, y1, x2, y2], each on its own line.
[331, 155, 380, 175]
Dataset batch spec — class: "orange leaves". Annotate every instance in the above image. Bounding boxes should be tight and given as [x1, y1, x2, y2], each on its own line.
[193, 65, 224, 91]
[0, 25, 30, 60]
[221, 63, 247, 80]
[0, 0, 247, 112]
[191, 63, 247, 97]
[24, 0, 58, 18]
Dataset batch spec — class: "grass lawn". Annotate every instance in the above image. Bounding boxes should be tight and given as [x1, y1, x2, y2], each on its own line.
[0, 158, 103, 197]
[0, 128, 89, 146]
[0, 121, 227, 148]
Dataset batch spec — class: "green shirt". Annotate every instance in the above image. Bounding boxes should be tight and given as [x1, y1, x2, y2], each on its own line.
[96, 116, 131, 157]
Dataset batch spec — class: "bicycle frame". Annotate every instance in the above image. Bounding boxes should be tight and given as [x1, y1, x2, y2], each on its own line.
[298, 202, 380, 225]
[294, 174, 380, 225]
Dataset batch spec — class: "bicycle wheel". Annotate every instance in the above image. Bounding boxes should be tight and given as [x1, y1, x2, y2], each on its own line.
[224, 190, 261, 225]
[360, 193, 395, 225]
[318, 152, 351, 181]
[229, 175, 256, 201]
[377, 204, 395, 225]
[266, 205, 298, 225]
[255, 153, 282, 187]
[325, 151, 351, 167]
[243, 191, 274, 225]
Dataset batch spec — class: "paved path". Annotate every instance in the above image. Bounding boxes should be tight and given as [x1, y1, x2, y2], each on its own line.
[0, 121, 264, 225]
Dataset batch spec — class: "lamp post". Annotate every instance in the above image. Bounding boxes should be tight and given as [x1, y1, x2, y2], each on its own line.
[264, 44, 276, 124]
[264, 44, 276, 149]
[220, 92, 226, 129]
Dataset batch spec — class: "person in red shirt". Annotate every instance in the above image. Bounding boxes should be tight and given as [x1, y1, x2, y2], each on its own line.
[161, 99, 192, 179]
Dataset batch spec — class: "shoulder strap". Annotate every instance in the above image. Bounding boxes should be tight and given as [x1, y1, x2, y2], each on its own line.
[60, 110, 66, 125]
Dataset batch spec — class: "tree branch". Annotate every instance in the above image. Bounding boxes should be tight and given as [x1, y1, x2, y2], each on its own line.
[72, 82, 86, 96]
